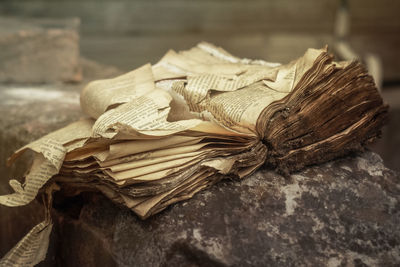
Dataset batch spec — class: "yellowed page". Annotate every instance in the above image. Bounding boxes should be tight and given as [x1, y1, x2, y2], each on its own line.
[114, 163, 194, 186]
[120, 194, 151, 209]
[106, 150, 205, 172]
[92, 89, 203, 139]
[132, 168, 213, 218]
[0, 221, 52, 267]
[62, 159, 97, 169]
[196, 42, 242, 63]
[0, 143, 64, 207]
[64, 147, 107, 162]
[94, 138, 203, 163]
[173, 48, 325, 134]
[152, 42, 244, 81]
[1, 119, 93, 207]
[99, 142, 208, 167]
[206, 82, 287, 133]
[181, 68, 277, 113]
[113, 170, 169, 186]
[81, 64, 155, 119]
[99, 135, 202, 161]
[152, 50, 245, 80]
[264, 48, 325, 92]
[201, 157, 237, 175]
[61, 165, 98, 174]
[188, 120, 254, 137]
[8, 119, 93, 165]
[152, 42, 280, 82]
[105, 155, 200, 181]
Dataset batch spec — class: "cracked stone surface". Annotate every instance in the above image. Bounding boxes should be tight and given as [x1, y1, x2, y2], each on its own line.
[51, 151, 400, 267]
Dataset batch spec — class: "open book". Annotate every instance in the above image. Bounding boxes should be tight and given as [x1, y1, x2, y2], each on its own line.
[0, 42, 388, 219]
[1, 42, 388, 219]
[0, 42, 388, 266]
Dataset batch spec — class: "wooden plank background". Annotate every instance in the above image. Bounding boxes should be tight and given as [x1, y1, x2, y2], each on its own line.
[1, 0, 399, 81]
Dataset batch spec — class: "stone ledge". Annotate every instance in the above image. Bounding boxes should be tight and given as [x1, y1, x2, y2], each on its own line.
[50, 152, 400, 267]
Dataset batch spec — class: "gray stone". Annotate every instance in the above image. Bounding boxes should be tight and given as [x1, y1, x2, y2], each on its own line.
[51, 151, 400, 266]
[0, 17, 81, 83]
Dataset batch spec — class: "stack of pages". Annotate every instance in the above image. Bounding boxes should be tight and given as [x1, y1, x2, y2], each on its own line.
[1, 42, 387, 220]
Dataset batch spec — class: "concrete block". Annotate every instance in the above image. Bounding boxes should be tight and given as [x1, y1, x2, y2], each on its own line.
[0, 17, 81, 84]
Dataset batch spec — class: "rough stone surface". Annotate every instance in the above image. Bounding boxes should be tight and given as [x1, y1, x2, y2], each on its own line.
[50, 152, 400, 267]
[371, 107, 400, 172]
[0, 17, 81, 83]
[0, 59, 120, 259]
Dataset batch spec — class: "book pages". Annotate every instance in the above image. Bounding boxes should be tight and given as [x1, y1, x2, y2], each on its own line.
[81, 64, 155, 119]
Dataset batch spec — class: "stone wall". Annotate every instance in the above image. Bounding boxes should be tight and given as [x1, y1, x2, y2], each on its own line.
[1, 0, 398, 35]
[1, 0, 399, 81]
[0, 17, 81, 83]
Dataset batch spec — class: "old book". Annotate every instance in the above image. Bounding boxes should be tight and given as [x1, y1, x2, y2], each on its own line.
[0, 42, 387, 265]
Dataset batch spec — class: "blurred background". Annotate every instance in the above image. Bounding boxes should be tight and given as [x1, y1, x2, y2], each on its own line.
[0, 0, 399, 170]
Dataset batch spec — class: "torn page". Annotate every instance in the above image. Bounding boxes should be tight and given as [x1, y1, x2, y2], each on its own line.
[181, 68, 277, 112]
[152, 42, 280, 82]
[0, 143, 64, 207]
[1, 119, 92, 207]
[92, 89, 203, 138]
[0, 221, 52, 267]
[81, 64, 155, 119]
[264, 48, 325, 93]
[206, 82, 288, 133]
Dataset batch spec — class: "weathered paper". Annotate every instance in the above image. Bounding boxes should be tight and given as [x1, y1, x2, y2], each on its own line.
[92, 89, 204, 139]
[99, 142, 208, 167]
[131, 169, 214, 218]
[105, 149, 206, 172]
[180, 68, 277, 112]
[264, 47, 325, 93]
[0, 143, 64, 207]
[206, 82, 288, 133]
[170, 48, 326, 134]
[97, 135, 202, 162]
[8, 119, 93, 165]
[1, 119, 92, 207]
[105, 155, 201, 181]
[0, 183, 58, 267]
[0, 221, 53, 267]
[81, 64, 155, 119]
[152, 42, 280, 82]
